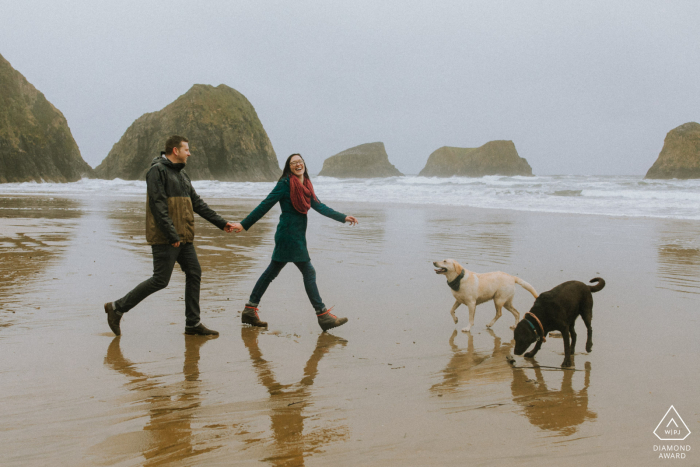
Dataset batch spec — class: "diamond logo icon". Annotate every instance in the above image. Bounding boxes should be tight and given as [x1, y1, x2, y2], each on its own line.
[654, 406, 691, 441]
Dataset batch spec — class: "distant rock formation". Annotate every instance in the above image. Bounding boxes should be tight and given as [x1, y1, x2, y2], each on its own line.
[318, 142, 403, 178]
[0, 53, 93, 183]
[645, 122, 700, 179]
[95, 84, 281, 181]
[419, 141, 533, 177]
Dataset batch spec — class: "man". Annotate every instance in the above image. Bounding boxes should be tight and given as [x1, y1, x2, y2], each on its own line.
[104, 135, 235, 336]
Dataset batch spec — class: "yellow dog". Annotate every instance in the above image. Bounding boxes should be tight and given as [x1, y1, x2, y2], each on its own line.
[433, 259, 539, 332]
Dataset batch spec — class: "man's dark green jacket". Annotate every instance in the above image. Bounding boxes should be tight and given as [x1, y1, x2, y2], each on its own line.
[146, 155, 228, 245]
[241, 177, 346, 262]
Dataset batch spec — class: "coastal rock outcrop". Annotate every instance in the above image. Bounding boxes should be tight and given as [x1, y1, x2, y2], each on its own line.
[645, 122, 700, 179]
[0, 53, 93, 183]
[95, 84, 281, 181]
[318, 142, 403, 178]
[419, 141, 533, 177]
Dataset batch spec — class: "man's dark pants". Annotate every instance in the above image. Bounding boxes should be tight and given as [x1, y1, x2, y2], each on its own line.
[114, 243, 202, 327]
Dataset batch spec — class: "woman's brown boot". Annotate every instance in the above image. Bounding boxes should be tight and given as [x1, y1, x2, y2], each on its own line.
[316, 307, 347, 332]
[242, 305, 267, 327]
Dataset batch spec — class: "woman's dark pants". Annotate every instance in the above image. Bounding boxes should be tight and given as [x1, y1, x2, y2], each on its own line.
[249, 260, 325, 312]
[114, 243, 202, 327]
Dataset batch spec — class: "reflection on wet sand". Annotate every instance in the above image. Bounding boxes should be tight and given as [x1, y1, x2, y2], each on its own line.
[426, 216, 513, 267]
[430, 329, 513, 395]
[103, 335, 222, 465]
[241, 328, 349, 466]
[655, 223, 700, 295]
[0, 197, 82, 326]
[511, 361, 596, 436]
[315, 208, 386, 259]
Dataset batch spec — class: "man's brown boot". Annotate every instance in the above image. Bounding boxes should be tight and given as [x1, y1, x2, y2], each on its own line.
[185, 323, 219, 336]
[242, 305, 267, 328]
[104, 302, 122, 336]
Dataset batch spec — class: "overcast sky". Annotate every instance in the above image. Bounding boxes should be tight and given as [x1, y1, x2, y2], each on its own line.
[2, 1, 699, 175]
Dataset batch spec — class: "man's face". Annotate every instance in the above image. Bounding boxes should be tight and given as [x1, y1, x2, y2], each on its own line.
[171, 142, 191, 164]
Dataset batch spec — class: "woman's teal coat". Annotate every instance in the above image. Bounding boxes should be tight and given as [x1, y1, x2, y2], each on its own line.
[240, 178, 346, 262]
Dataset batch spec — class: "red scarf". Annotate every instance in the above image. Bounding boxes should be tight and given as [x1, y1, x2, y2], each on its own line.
[289, 175, 318, 214]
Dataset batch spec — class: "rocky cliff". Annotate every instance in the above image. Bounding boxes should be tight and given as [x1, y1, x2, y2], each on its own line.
[419, 140, 533, 177]
[0, 53, 93, 183]
[645, 122, 700, 179]
[95, 84, 281, 181]
[318, 142, 403, 178]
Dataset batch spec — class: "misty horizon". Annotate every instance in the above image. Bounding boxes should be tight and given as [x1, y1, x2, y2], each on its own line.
[2, 1, 699, 176]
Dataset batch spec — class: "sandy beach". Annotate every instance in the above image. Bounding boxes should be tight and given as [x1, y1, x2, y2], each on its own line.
[1, 193, 698, 466]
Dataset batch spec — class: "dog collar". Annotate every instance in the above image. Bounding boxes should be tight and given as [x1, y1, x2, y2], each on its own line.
[524, 319, 540, 341]
[447, 270, 465, 291]
[525, 312, 546, 342]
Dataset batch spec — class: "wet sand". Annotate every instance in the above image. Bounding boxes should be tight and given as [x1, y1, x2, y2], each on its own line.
[1, 194, 698, 466]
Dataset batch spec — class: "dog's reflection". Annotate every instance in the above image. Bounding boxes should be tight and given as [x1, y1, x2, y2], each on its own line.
[511, 361, 596, 436]
[431, 329, 513, 394]
[104, 335, 218, 466]
[241, 327, 349, 467]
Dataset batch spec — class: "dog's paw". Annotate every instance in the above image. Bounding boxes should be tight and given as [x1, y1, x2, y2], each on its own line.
[453, 317, 458, 324]
[524, 352, 536, 358]
[509, 325, 516, 330]
[586, 343, 593, 353]
[561, 360, 573, 368]
[461, 327, 471, 333]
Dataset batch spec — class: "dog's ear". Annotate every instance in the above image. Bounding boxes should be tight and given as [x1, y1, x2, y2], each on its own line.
[452, 260, 463, 276]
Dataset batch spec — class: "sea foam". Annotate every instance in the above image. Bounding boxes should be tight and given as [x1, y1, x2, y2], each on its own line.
[1, 175, 698, 220]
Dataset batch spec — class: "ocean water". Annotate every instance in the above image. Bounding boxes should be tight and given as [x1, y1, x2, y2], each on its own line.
[0, 175, 698, 220]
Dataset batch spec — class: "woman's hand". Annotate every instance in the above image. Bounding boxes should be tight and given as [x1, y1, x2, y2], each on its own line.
[227, 222, 244, 233]
[345, 216, 358, 226]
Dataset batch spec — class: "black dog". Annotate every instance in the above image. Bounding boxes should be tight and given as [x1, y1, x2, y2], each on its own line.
[513, 278, 605, 367]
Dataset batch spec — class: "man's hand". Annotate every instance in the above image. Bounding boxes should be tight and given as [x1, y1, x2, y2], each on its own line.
[171, 241, 181, 247]
[345, 216, 358, 226]
[227, 222, 244, 233]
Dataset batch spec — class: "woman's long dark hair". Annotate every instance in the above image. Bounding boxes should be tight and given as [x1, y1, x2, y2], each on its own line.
[279, 153, 311, 181]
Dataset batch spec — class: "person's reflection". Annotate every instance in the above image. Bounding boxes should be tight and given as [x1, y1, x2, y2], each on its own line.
[431, 329, 512, 395]
[241, 327, 348, 467]
[104, 335, 217, 466]
[510, 361, 596, 436]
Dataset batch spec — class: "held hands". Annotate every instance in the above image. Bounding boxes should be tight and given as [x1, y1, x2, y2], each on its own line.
[171, 241, 181, 247]
[226, 222, 244, 233]
[345, 216, 358, 226]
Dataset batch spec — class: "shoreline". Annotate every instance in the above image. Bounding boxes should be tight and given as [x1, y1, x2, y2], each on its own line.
[1, 174, 700, 221]
[4, 191, 700, 224]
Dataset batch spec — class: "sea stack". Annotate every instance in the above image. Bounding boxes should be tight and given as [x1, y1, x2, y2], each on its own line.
[318, 142, 403, 178]
[0, 53, 93, 183]
[419, 141, 533, 177]
[95, 84, 281, 181]
[645, 122, 700, 179]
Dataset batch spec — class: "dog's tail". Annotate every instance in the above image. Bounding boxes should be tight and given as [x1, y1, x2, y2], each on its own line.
[588, 277, 605, 293]
[514, 277, 539, 298]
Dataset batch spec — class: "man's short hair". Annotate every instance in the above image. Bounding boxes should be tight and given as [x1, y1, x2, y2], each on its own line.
[165, 136, 189, 154]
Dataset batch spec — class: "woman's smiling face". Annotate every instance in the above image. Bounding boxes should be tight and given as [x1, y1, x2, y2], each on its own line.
[290, 155, 305, 178]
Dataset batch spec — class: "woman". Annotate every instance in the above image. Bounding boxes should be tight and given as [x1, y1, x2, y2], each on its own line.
[231, 153, 358, 331]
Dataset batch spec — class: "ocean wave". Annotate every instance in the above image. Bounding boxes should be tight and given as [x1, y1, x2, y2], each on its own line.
[1, 175, 699, 220]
